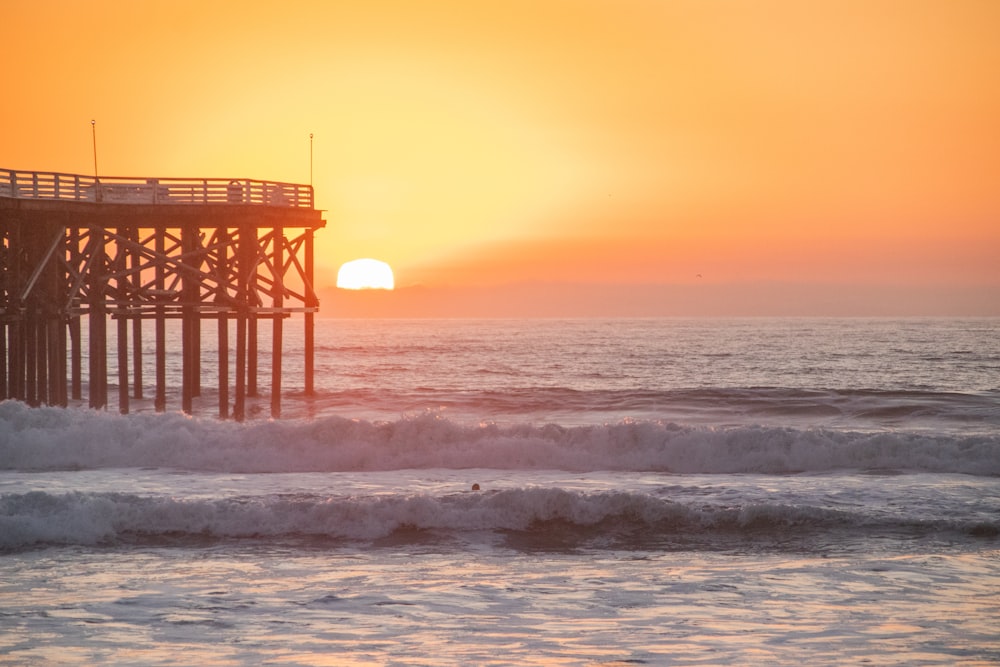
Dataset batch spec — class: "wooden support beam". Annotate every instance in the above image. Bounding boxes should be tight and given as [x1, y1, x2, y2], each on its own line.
[271, 315, 282, 419]
[181, 226, 196, 413]
[36, 316, 47, 406]
[10, 320, 24, 401]
[182, 314, 194, 414]
[88, 293, 107, 410]
[304, 228, 315, 396]
[0, 324, 7, 399]
[67, 225, 83, 402]
[117, 314, 129, 414]
[43, 320, 54, 405]
[47, 222, 66, 407]
[25, 307, 38, 406]
[69, 316, 81, 401]
[216, 227, 231, 420]
[234, 309, 246, 422]
[53, 317, 67, 407]
[88, 233, 108, 410]
[132, 317, 143, 399]
[130, 226, 143, 399]
[271, 225, 283, 419]
[155, 228, 167, 412]
[155, 312, 166, 411]
[192, 311, 202, 398]
[218, 314, 229, 419]
[117, 227, 131, 414]
[243, 226, 259, 398]
[249, 317, 258, 397]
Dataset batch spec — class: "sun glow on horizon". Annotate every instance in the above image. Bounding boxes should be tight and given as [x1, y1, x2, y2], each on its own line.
[336, 258, 395, 290]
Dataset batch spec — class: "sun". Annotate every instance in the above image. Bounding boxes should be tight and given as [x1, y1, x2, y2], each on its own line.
[336, 258, 395, 290]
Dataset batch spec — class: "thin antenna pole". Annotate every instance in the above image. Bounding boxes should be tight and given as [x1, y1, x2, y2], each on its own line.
[309, 133, 314, 188]
[91, 119, 98, 179]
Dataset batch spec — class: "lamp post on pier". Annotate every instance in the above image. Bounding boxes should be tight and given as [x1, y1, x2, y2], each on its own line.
[91, 120, 98, 179]
[91, 119, 100, 202]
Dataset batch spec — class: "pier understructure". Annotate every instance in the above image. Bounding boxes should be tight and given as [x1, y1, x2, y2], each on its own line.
[0, 168, 326, 420]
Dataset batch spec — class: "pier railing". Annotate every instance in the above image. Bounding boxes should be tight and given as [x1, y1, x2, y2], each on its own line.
[0, 167, 314, 209]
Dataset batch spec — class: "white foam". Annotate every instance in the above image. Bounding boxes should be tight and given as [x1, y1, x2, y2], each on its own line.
[1, 401, 997, 476]
[4, 482, 996, 551]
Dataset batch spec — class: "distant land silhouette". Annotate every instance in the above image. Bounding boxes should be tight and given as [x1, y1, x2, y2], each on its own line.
[318, 282, 1000, 318]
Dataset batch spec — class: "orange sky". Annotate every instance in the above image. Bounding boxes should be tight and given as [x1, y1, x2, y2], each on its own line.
[5, 0, 999, 314]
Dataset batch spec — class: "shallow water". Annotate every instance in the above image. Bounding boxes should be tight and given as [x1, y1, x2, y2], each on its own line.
[5, 542, 998, 666]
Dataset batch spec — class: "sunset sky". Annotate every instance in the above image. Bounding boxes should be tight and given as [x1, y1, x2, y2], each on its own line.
[5, 0, 999, 315]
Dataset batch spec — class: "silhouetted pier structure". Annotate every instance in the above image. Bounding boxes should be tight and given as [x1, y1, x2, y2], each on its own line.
[0, 167, 325, 420]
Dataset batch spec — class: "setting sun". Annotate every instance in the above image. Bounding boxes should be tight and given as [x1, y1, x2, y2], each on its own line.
[336, 258, 395, 290]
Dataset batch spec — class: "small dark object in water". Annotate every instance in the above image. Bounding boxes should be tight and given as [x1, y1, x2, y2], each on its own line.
[471, 483, 480, 491]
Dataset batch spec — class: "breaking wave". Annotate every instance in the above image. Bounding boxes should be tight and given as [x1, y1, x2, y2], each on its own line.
[1, 400, 997, 476]
[3, 486, 997, 552]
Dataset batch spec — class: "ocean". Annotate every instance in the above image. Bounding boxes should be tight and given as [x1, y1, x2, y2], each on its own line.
[1, 317, 998, 666]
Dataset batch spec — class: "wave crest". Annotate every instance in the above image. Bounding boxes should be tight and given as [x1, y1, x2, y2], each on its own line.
[1, 401, 997, 476]
[3, 487, 995, 552]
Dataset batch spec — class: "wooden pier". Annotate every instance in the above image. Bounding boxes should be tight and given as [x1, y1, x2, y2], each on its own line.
[0, 167, 325, 420]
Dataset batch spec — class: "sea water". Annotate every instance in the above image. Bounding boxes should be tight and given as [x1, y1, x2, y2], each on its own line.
[1, 317, 999, 666]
